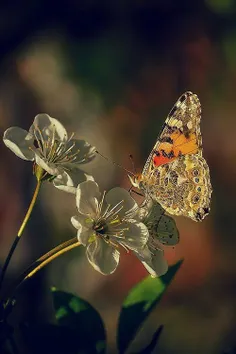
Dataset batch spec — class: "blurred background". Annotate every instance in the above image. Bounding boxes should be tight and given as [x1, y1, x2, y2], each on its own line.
[1, 0, 236, 353]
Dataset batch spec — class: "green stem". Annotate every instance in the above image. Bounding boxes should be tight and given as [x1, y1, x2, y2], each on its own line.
[2, 237, 80, 313]
[17, 179, 42, 238]
[19, 237, 79, 285]
[0, 174, 43, 292]
[22, 239, 80, 282]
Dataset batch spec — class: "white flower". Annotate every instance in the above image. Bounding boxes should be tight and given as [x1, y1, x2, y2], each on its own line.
[135, 200, 180, 277]
[3, 114, 96, 193]
[71, 180, 151, 275]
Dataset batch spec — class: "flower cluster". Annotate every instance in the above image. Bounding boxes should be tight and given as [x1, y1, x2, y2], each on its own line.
[3, 115, 179, 276]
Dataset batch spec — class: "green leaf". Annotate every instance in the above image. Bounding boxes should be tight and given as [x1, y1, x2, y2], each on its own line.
[132, 325, 163, 354]
[52, 289, 106, 354]
[117, 260, 183, 353]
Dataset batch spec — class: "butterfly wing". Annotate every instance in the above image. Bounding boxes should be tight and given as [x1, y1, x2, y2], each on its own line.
[140, 200, 179, 245]
[142, 91, 202, 176]
[148, 154, 212, 221]
[139, 91, 212, 221]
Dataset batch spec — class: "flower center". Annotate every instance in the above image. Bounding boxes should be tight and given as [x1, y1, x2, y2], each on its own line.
[33, 124, 79, 166]
[91, 197, 130, 247]
[94, 218, 109, 236]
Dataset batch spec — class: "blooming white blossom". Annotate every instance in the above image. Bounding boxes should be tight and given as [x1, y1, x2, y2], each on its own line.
[3, 114, 96, 193]
[71, 180, 152, 275]
[136, 200, 179, 277]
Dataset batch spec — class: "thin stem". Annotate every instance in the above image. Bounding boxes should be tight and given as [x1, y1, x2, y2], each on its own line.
[20, 237, 79, 284]
[17, 180, 42, 238]
[30, 236, 79, 267]
[23, 240, 80, 281]
[2, 237, 79, 311]
[0, 175, 43, 292]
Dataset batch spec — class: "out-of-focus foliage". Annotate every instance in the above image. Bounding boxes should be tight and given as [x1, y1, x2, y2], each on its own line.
[52, 288, 106, 353]
[118, 261, 183, 353]
[19, 261, 182, 354]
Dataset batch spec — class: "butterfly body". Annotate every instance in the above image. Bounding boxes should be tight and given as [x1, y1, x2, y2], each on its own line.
[130, 91, 212, 222]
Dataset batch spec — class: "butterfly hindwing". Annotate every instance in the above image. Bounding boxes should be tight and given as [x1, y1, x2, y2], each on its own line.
[140, 200, 179, 245]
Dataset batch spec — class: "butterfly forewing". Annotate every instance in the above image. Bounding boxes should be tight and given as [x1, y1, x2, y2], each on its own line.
[142, 91, 202, 176]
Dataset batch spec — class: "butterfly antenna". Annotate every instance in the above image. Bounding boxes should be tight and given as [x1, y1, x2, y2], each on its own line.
[129, 154, 137, 174]
[96, 150, 135, 176]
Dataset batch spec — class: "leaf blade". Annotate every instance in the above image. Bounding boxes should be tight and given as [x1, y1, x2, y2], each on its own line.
[117, 260, 183, 353]
[52, 288, 106, 354]
[132, 325, 163, 354]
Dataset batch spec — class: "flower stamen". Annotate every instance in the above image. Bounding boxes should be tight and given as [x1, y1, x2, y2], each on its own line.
[103, 200, 124, 219]
[34, 125, 45, 155]
[98, 191, 106, 216]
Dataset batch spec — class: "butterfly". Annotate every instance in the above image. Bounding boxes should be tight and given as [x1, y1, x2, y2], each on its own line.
[129, 91, 212, 222]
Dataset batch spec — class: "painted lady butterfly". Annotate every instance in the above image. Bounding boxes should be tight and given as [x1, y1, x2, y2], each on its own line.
[129, 91, 212, 222]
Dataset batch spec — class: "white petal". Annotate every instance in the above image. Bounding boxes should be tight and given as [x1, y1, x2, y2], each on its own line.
[78, 229, 94, 246]
[60, 139, 96, 168]
[151, 249, 168, 276]
[138, 247, 168, 277]
[116, 219, 149, 251]
[71, 214, 94, 229]
[86, 238, 120, 275]
[71, 215, 93, 246]
[34, 153, 61, 176]
[71, 215, 84, 229]
[105, 187, 138, 218]
[30, 114, 68, 142]
[53, 170, 94, 194]
[3, 127, 34, 161]
[133, 244, 152, 262]
[76, 180, 100, 216]
[138, 198, 154, 220]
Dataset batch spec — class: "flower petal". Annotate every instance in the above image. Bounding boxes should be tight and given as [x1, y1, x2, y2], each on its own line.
[71, 215, 93, 246]
[34, 153, 61, 176]
[30, 114, 68, 142]
[137, 198, 154, 220]
[78, 229, 94, 246]
[76, 180, 100, 216]
[136, 246, 168, 277]
[60, 139, 96, 168]
[71, 214, 94, 229]
[3, 127, 34, 161]
[53, 170, 94, 194]
[115, 219, 149, 251]
[150, 248, 168, 276]
[86, 238, 120, 275]
[133, 244, 152, 262]
[105, 187, 138, 218]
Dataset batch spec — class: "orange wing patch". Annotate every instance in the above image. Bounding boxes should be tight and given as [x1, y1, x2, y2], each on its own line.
[153, 131, 199, 167]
